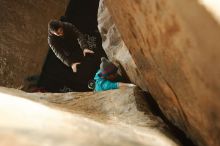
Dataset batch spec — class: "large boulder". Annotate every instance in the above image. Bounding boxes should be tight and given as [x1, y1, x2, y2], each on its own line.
[0, 0, 68, 88]
[0, 87, 180, 146]
[98, 0, 220, 146]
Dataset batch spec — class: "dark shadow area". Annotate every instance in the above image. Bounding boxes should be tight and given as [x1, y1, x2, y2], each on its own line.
[64, 0, 100, 33]
[115, 61, 131, 83]
[38, 49, 93, 92]
[36, 0, 107, 92]
[141, 90, 197, 146]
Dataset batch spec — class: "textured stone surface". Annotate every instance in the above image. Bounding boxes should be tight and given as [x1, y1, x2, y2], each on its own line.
[0, 87, 180, 146]
[98, 0, 146, 89]
[99, 0, 220, 146]
[0, 0, 68, 88]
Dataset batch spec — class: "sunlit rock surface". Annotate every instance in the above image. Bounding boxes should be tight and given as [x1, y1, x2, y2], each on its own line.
[199, 0, 220, 23]
[0, 0, 68, 88]
[99, 0, 220, 146]
[0, 87, 180, 146]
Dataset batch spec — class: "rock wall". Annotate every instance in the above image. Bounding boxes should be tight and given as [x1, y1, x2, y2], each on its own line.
[0, 0, 68, 88]
[99, 0, 220, 146]
[98, 0, 146, 89]
[0, 87, 180, 146]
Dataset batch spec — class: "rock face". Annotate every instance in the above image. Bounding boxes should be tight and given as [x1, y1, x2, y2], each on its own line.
[98, 0, 220, 146]
[0, 0, 68, 88]
[0, 87, 180, 146]
[98, 0, 146, 88]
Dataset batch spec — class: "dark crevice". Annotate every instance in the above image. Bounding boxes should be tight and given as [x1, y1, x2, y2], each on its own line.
[142, 91, 197, 146]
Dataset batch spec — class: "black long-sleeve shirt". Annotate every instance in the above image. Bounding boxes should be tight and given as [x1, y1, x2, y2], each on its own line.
[48, 22, 91, 67]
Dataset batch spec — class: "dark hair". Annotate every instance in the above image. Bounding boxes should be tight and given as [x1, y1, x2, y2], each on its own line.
[60, 16, 68, 22]
[48, 20, 62, 32]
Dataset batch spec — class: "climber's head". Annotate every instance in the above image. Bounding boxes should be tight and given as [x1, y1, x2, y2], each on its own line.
[48, 20, 64, 36]
[99, 57, 118, 80]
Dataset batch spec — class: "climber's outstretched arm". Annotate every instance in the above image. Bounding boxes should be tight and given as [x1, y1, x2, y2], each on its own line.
[118, 83, 136, 89]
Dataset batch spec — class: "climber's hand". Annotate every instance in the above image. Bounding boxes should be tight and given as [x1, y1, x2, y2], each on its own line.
[83, 49, 94, 56]
[118, 83, 136, 88]
[71, 62, 81, 73]
[127, 83, 136, 87]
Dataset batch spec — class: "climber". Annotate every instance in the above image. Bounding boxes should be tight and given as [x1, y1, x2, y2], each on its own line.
[93, 57, 136, 92]
[48, 19, 95, 73]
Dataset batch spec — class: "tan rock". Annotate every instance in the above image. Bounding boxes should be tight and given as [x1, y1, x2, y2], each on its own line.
[0, 0, 68, 88]
[98, 0, 147, 90]
[101, 0, 220, 146]
[0, 87, 180, 146]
